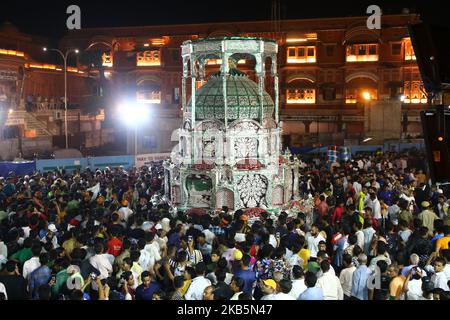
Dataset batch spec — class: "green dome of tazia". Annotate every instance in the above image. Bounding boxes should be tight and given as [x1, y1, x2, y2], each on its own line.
[187, 69, 274, 122]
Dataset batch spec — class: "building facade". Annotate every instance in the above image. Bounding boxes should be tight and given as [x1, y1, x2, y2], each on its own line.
[60, 14, 428, 153]
[0, 22, 107, 160]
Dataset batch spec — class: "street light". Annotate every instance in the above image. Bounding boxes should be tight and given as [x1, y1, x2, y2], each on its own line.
[43, 47, 79, 149]
[118, 101, 151, 156]
[362, 90, 372, 134]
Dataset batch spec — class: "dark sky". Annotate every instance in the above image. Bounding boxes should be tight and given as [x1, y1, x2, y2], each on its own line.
[0, 0, 447, 40]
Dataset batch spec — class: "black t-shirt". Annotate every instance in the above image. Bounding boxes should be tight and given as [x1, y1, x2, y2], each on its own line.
[128, 228, 146, 240]
[108, 223, 125, 237]
[0, 275, 28, 300]
[214, 281, 234, 300]
[373, 274, 390, 300]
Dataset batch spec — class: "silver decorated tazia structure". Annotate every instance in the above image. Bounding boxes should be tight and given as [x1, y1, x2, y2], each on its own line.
[164, 37, 297, 212]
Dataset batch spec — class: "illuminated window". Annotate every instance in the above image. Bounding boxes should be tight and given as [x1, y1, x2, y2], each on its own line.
[345, 88, 377, 103]
[102, 51, 113, 67]
[404, 40, 416, 61]
[287, 46, 316, 63]
[136, 90, 161, 104]
[286, 89, 316, 104]
[346, 44, 379, 62]
[137, 50, 161, 66]
[345, 88, 358, 104]
[404, 81, 427, 103]
[0, 49, 24, 57]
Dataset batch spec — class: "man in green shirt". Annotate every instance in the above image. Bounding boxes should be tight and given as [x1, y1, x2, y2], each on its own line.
[10, 238, 33, 267]
[51, 258, 70, 298]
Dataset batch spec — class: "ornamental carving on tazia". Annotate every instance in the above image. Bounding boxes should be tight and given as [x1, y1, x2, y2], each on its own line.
[234, 137, 258, 158]
[230, 121, 259, 133]
[198, 120, 222, 131]
[237, 174, 268, 208]
[216, 188, 235, 210]
[202, 139, 216, 158]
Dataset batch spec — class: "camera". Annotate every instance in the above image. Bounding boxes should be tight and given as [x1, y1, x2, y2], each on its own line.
[90, 273, 97, 280]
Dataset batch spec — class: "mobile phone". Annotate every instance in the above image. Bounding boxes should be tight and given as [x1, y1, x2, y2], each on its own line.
[90, 273, 97, 280]
[276, 232, 280, 239]
[188, 235, 193, 242]
[51, 275, 56, 282]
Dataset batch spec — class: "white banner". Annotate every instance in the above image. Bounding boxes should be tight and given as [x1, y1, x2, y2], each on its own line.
[135, 153, 170, 168]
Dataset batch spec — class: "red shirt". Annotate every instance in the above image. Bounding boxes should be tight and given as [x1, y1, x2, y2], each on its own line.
[107, 237, 123, 257]
[332, 207, 344, 225]
[317, 201, 329, 217]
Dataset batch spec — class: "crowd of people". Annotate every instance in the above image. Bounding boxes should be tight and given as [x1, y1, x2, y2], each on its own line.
[0, 150, 449, 301]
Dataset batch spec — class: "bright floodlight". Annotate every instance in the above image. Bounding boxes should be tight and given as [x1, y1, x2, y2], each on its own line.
[43, 47, 47, 51]
[118, 101, 150, 127]
[8, 108, 13, 114]
[74, 49, 79, 53]
[400, 95, 406, 102]
[363, 137, 373, 143]
[362, 91, 371, 101]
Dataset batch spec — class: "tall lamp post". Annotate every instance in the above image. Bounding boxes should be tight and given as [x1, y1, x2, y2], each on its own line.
[118, 101, 150, 157]
[43, 47, 79, 149]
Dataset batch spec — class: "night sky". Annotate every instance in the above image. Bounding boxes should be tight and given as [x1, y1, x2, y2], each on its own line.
[0, 0, 447, 39]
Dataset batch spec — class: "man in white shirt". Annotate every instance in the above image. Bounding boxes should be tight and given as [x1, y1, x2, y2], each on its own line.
[289, 265, 307, 299]
[443, 250, 450, 281]
[307, 224, 326, 259]
[138, 239, 152, 272]
[118, 202, 133, 222]
[362, 220, 376, 255]
[315, 251, 335, 278]
[354, 222, 365, 249]
[316, 260, 344, 300]
[431, 257, 450, 291]
[185, 262, 211, 300]
[143, 233, 162, 271]
[398, 220, 413, 243]
[404, 268, 425, 300]
[23, 244, 42, 280]
[353, 179, 362, 196]
[0, 281, 7, 300]
[275, 279, 296, 300]
[364, 192, 381, 220]
[89, 243, 113, 280]
[339, 254, 356, 299]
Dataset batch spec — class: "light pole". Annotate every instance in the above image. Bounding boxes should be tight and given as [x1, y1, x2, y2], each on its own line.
[363, 91, 371, 132]
[43, 47, 79, 149]
[118, 101, 150, 157]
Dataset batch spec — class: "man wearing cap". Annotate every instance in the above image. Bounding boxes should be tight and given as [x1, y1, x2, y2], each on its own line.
[418, 201, 439, 237]
[40, 224, 59, 250]
[260, 279, 277, 300]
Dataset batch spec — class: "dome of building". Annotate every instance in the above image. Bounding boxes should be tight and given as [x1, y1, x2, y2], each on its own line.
[187, 68, 274, 122]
